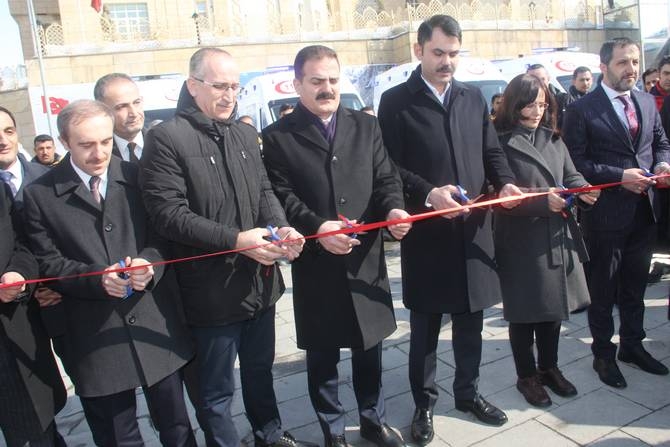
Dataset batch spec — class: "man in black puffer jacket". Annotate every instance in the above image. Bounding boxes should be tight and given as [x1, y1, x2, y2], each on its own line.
[141, 47, 308, 447]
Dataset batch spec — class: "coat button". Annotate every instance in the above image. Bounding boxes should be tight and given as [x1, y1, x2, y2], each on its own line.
[339, 197, 346, 204]
[128, 315, 136, 325]
[104, 223, 113, 232]
[332, 156, 338, 163]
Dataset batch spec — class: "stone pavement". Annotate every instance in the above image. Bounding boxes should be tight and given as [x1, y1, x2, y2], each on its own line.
[15, 243, 670, 446]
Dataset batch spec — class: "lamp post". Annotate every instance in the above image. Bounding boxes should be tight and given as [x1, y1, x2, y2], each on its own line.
[192, 12, 201, 45]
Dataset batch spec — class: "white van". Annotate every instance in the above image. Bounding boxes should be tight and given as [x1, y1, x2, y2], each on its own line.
[28, 74, 186, 151]
[372, 57, 508, 112]
[236, 70, 365, 132]
[494, 51, 601, 93]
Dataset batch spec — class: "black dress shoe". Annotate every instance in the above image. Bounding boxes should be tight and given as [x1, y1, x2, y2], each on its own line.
[454, 394, 508, 426]
[410, 408, 434, 446]
[255, 432, 320, 447]
[618, 345, 669, 375]
[538, 367, 578, 397]
[326, 435, 351, 447]
[359, 423, 406, 447]
[516, 375, 552, 408]
[592, 358, 627, 388]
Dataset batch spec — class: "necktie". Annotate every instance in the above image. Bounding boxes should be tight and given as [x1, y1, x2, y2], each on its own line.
[0, 170, 17, 197]
[617, 95, 639, 140]
[89, 176, 101, 204]
[127, 142, 139, 164]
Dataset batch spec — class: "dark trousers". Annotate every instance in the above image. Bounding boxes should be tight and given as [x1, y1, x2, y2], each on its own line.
[508, 321, 561, 378]
[80, 370, 195, 447]
[0, 333, 60, 447]
[306, 343, 385, 438]
[409, 310, 483, 406]
[584, 200, 655, 359]
[191, 306, 281, 447]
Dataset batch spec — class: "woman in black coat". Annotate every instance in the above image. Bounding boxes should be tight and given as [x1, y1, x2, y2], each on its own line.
[494, 74, 599, 408]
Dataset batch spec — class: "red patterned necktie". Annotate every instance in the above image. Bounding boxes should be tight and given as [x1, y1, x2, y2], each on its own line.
[89, 175, 101, 204]
[617, 95, 639, 140]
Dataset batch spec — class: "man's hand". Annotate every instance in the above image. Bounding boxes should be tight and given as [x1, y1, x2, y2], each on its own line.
[653, 163, 670, 187]
[578, 185, 600, 205]
[499, 183, 524, 209]
[236, 227, 294, 265]
[427, 185, 468, 219]
[34, 286, 62, 307]
[274, 227, 305, 261]
[317, 220, 361, 255]
[128, 258, 154, 292]
[102, 259, 132, 298]
[386, 209, 412, 240]
[0, 272, 26, 303]
[622, 168, 655, 193]
[547, 188, 567, 213]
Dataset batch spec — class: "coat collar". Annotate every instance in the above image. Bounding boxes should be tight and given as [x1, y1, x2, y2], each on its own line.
[52, 155, 135, 212]
[406, 65, 471, 110]
[503, 126, 558, 185]
[284, 104, 355, 154]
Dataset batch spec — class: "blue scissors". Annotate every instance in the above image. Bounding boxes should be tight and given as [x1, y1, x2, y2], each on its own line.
[338, 214, 360, 239]
[117, 259, 133, 299]
[266, 225, 290, 264]
[452, 185, 470, 204]
[558, 185, 576, 218]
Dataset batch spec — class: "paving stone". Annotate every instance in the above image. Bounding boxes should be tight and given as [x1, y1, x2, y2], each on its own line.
[620, 404, 670, 446]
[585, 429, 653, 446]
[609, 364, 670, 410]
[537, 389, 652, 445]
[472, 419, 579, 447]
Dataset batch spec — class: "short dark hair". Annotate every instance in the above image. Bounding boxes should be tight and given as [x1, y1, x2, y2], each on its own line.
[600, 37, 639, 65]
[642, 67, 659, 84]
[494, 73, 557, 135]
[658, 55, 670, 72]
[33, 134, 53, 146]
[417, 14, 462, 46]
[294, 45, 339, 81]
[57, 100, 114, 143]
[526, 63, 546, 72]
[360, 106, 374, 113]
[0, 106, 17, 127]
[93, 73, 134, 101]
[572, 66, 592, 79]
[491, 93, 503, 103]
[279, 103, 294, 113]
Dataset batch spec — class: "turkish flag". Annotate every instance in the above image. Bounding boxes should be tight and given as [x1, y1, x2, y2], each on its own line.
[91, 0, 102, 12]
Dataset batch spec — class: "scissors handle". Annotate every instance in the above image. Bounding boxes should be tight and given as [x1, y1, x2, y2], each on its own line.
[118, 259, 133, 299]
[453, 185, 470, 204]
[266, 225, 282, 242]
[337, 214, 359, 239]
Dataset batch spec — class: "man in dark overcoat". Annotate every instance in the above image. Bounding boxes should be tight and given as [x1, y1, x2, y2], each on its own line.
[377, 14, 522, 439]
[563, 37, 670, 388]
[263, 45, 412, 447]
[22, 99, 196, 445]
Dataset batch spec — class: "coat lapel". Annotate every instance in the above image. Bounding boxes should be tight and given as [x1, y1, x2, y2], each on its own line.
[288, 105, 330, 153]
[595, 86, 635, 151]
[53, 154, 103, 213]
[331, 107, 355, 156]
[505, 130, 558, 186]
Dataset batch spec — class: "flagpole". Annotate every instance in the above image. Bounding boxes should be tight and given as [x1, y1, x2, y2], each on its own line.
[25, 0, 53, 136]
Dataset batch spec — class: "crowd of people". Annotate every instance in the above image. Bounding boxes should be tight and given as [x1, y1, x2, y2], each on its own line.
[1, 13, 669, 447]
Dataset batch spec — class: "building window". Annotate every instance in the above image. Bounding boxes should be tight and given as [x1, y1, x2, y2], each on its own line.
[195, 1, 208, 16]
[106, 3, 150, 40]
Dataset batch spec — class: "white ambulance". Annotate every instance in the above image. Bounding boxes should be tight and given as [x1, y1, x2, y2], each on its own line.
[494, 51, 601, 93]
[236, 70, 366, 132]
[27, 74, 186, 151]
[372, 56, 508, 112]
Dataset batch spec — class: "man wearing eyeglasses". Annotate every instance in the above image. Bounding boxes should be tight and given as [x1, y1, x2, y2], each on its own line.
[141, 47, 309, 447]
[94, 73, 145, 163]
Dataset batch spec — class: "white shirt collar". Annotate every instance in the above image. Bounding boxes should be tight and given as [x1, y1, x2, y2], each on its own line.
[113, 133, 144, 162]
[601, 82, 631, 101]
[0, 156, 24, 197]
[70, 157, 109, 199]
[420, 74, 450, 104]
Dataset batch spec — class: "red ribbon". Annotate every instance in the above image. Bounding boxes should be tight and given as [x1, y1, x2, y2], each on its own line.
[2, 174, 667, 290]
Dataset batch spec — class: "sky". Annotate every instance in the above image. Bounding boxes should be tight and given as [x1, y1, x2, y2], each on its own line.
[1, 0, 25, 66]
